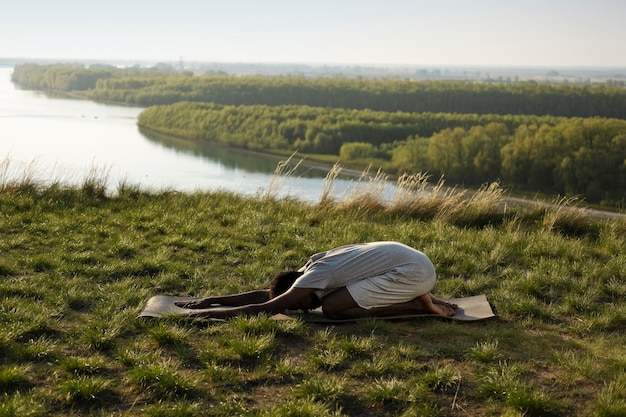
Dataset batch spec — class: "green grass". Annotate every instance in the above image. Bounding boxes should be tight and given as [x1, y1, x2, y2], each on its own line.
[0, 171, 625, 416]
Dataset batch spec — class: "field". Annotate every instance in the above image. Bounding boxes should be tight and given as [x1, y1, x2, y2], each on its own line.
[1, 170, 625, 416]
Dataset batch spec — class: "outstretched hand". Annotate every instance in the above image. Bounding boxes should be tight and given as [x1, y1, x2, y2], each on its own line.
[174, 298, 215, 309]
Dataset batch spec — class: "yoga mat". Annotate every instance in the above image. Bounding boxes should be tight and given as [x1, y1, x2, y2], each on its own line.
[138, 294, 495, 322]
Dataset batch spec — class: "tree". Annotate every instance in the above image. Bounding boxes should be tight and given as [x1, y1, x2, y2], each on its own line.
[339, 142, 378, 161]
[427, 127, 466, 181]
[390, 136, 430, 173]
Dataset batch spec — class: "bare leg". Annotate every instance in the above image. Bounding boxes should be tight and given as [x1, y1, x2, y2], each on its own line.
[321, 288, 456, 320]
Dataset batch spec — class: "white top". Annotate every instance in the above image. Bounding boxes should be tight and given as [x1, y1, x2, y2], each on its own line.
[292, 241, 435, 300]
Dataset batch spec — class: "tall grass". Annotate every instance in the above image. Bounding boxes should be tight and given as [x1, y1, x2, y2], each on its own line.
[0, 157, 111, 197]
[1, 163, 624, 416]
[265, 152, 303, 201]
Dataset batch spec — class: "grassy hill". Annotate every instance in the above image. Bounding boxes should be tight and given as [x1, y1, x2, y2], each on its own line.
[1, 172, 625, 416]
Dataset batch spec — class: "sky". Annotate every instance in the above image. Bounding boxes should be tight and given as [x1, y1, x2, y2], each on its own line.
[2, 0, 625, 68]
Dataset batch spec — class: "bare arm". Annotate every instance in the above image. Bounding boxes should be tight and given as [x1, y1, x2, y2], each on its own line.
[175, 290, 270, 309]
[182, 287, 315, 319]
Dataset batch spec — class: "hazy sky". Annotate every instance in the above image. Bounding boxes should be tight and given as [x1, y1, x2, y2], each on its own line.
[3, 0, 625, 67]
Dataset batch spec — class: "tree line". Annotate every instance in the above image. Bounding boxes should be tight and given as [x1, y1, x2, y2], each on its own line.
[138, 102, 626, 205]
[10, 63, 178, 92]
[11, 64, 626, 206]
[91, 76, 626, 119]
[11, 63, 626, 119]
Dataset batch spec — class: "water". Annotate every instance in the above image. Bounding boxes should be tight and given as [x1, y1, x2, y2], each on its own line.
[0, 67, 394, 202]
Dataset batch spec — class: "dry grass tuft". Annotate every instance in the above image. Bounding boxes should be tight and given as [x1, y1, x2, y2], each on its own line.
[264, 152, 304, 201]
[319, 162, 343, 206]
[387, 173, 505, 226]
[541, 196, 598, 237]
[334, 165, 388, 214]
[442, 181, 506, 227]
[0, 157, 41, 194]
[387, 172, 439, 218]
[1, 157, 112, 198]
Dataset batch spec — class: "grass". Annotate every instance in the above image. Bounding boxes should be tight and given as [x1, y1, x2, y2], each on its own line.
[0, 166, 625, 416]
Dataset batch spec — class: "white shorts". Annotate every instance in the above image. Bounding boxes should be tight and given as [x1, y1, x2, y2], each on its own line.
[345, 261, 436, 309]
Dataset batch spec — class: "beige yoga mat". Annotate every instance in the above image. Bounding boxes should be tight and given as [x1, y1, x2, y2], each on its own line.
[138, 294, 495, 322]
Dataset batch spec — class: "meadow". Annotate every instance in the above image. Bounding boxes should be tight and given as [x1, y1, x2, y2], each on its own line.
[1, 164, 625, 416]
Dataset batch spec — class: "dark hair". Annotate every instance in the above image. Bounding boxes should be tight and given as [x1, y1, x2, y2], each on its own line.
[269, 270, 303, 299]
[269, 270, 322, 310]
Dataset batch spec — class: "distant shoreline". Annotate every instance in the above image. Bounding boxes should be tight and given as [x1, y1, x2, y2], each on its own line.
[2, 60, 625, 83]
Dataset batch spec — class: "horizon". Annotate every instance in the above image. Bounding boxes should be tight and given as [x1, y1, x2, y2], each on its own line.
[3, 58, 626, 70]
[3, 58, 625, 74]
[3, 0, 626, 68]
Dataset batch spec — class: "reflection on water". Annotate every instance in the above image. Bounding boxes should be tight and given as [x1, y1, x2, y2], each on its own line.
[140, 128, 343, 179]
[142, 128, 289, 175]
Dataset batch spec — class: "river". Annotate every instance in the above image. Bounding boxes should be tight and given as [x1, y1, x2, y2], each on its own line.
[0, 66, 393, 202]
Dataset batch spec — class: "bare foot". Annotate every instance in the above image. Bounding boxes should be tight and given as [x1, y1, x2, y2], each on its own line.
[430, 303, 457, 317]
[430, 293, 458, 310]
[417, 293, 457, 317]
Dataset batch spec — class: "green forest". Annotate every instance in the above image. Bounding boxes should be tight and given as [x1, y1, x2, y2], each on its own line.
[11, 63, 626, 206]
[12, 63, 626, 118]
